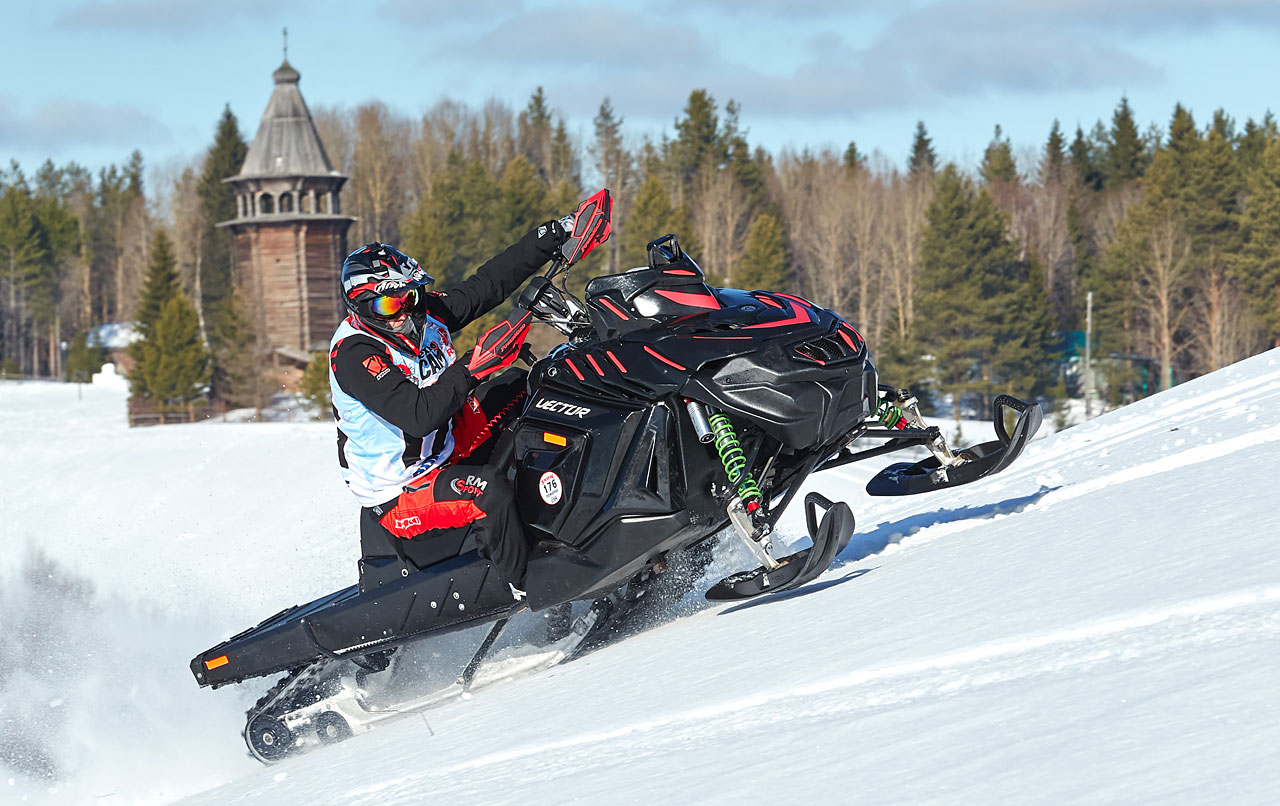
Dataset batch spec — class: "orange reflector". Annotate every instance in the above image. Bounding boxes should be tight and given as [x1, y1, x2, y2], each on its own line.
[205, 655, 229, 670]
[543, 432, 567, 446]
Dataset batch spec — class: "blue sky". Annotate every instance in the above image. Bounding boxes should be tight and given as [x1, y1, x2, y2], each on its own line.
[3, 0, 1279, 183]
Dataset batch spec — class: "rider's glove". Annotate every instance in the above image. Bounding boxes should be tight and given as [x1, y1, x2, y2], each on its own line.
[466, 309, 533, 380]
[537, 218, 570, 251]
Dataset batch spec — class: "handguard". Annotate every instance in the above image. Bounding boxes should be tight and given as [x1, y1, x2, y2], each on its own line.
[560, 189, 612, 266]
[467, 309, 533, 379]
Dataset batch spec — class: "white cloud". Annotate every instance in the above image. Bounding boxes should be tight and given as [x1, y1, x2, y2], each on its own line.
[0, 96, 172, 152]
[54, 0, 297, 33]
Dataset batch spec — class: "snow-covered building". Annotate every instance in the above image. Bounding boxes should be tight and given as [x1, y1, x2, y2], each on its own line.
[88, 321, 142, 376]
[219, 57, 354, 368]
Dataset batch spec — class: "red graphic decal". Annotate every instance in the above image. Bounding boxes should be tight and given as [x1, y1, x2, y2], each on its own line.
[774, 292, 812, 307]
[598, 296, 631, 320]
[794, 346, 827, 365]
[606, 350, 627, 374]
[663, 269, 698, 276]
[586, 354, 605, 376]
[653, 289, 721, 310]
[362, 355, 389, 377]
[564, 358, 586, 381]
[743, 299, 812, 329]
[644, 346, 687, 371]
[837, 327, 864, 352]
[753, 293, 784, 308]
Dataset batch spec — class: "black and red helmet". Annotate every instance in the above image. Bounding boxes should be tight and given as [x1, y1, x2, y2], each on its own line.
[340, 243, 434, 341]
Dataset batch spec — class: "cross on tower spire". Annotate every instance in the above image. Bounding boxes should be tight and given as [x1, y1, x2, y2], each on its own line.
[282, 26, 288, 61]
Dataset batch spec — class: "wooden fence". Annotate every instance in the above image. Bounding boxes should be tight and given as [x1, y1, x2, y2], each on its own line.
[127, 398, 229, 427]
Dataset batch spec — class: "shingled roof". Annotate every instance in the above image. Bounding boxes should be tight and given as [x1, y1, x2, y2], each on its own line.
[233, 59, 338, 179]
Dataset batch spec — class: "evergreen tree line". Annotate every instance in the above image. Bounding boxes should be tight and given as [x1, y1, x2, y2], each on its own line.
[313, 89, 1280, 409]
[8, 90, 1280, 418]
[0, 106, 271, 411]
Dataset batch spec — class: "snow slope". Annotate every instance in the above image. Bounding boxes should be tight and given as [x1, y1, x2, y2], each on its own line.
[3, 351, 1280, 804]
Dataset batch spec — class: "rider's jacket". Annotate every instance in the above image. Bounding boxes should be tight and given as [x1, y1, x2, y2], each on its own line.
[328, 228, 562, 508]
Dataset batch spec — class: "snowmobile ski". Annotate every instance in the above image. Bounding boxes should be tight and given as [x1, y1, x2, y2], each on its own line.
[865, 395, 1043, 496]
[706, 493, 856, 601]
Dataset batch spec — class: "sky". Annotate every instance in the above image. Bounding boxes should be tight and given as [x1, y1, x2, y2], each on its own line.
[3, 0, 1280, 184]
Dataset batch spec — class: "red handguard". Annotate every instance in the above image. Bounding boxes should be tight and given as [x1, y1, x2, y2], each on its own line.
[467, 309, 532, 379]
[561, 189, 612, 266]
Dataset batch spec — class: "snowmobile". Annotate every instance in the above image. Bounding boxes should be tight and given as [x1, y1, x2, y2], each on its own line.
[190, 189, 1042, 762]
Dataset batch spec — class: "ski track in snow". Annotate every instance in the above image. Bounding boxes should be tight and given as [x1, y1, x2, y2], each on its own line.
[331, 586, 1280, 804]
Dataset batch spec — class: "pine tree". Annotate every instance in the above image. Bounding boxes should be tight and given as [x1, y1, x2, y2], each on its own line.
[196, 106, 247, 328]
[908, 121, 936, 177]
[1237, 113, 1277, 174]
[133, 229, 178, 340]
[64, 329, 106, 382]
[981, 125, 1018, 184]
[1231, 138, 1280, 341]
[210, 285, 269, 412]
[917, 165, 1055, 416]
[401, 152, 500, 287]
[518, 87, 553, 178]
[736, 212, 788, 290]
[1040, 120, 1067, 185]
[495, 154, 548, 246]
[128, 229, 180, 397]
[1069, 125, 1103, 191]
[672, 90, 722, 192]
[549, 119, 578, 189]
[1105, 96, 1145, 188]
[148, 294, 210, 411]
[843, 141, 865, 172]
[0, 177, 50, 373]
[620, 173, 690, 268]
[297, 350, 332, 419]
[1101, 139, 1198, 392]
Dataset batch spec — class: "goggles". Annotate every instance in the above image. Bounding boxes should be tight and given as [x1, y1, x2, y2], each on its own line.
[370, 289, 419, 319]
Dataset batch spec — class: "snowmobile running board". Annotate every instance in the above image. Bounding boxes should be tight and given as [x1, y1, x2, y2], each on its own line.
[705, 493, 856, 601]
[191, 550, 520, 689]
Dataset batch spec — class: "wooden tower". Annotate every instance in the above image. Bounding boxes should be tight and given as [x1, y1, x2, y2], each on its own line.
[220, 58, 354, 368]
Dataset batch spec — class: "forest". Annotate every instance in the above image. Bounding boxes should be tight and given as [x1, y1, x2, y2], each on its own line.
[2, 88, 1278, 416]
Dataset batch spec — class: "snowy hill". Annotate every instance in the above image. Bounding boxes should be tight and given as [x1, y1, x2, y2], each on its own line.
[3, 350, 1280, 804]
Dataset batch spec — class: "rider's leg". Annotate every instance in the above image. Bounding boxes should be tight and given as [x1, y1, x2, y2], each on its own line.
[379, 461, 532, 589]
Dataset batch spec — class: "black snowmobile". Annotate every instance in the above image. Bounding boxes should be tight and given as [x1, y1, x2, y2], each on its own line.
[190, 189, 1042, 762]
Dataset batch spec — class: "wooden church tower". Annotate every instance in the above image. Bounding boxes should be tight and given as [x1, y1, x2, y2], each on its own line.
[220, 56, 353, 367]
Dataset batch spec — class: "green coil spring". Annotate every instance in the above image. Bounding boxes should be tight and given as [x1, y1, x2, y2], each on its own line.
[707, 412, 762, 501]
[875, 399, 908, 429]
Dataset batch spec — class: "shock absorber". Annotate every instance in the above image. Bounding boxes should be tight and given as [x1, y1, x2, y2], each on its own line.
[874, 398, 909, 430]
[705, 410, 777, 568]
[707, 412, 762, 507]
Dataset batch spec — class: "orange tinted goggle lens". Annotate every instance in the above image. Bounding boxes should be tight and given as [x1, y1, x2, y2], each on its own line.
[371, 289, 418, 317]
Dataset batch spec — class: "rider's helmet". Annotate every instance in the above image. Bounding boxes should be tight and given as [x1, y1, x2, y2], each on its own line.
[340, 243, 434, 342]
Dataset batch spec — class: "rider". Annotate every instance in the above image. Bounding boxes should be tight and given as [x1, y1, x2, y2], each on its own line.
[328, 218, 572, 597]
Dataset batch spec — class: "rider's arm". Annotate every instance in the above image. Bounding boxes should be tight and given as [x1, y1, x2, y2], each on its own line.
[331, 335, 473, 438]
[424, 222, 566, 332]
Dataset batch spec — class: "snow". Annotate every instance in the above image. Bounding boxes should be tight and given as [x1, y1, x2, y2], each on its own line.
[2, 350, 1280, 804]
[89, 323, 141, 351]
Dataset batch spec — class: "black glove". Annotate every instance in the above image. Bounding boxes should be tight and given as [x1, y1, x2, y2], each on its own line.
[536, 218, 570, 252]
